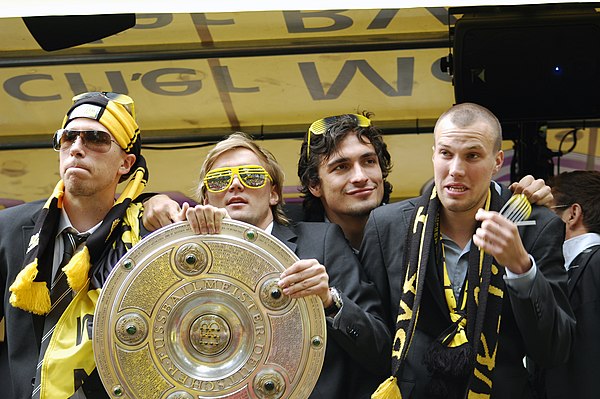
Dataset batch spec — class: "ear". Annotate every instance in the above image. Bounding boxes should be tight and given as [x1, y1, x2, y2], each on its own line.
[269, 184, 280, 206]
[308, 181, 322, 198]
[570, 203, 584, 225]
[119, 153, 136, 177]
[492, 150, 504, 174]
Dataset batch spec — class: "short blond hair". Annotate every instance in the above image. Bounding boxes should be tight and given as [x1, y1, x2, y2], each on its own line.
[435, 102, 503, 151]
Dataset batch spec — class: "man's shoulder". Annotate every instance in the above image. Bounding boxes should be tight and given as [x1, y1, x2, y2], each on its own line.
[277, 221, 347, 246]
[523, 203, 563, 238]
[372, 197, 419, 217]
[288, 220, 341, 235]
[0, 200, 44, 221]
[529, 203, 559, 221]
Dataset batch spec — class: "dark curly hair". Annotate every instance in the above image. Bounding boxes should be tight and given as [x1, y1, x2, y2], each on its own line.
[297, 113, 393, 222]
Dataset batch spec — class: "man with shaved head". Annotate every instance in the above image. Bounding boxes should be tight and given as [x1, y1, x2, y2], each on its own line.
[362, 102, 575, 399]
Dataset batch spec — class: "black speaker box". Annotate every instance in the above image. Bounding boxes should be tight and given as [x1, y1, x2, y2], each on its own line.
[453, 8, 600, 124]
[23, 14, 136, 51]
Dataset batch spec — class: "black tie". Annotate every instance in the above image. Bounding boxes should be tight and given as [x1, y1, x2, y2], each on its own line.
[32, 230, 88, 399]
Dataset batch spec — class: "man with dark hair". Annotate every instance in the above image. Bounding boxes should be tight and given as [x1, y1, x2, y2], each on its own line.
[144, 132, 390, 398]
[360, 102, 574, 399]
[540, 170, 600, 398]
[297, 113, 392, 250]
[0, 92, 149, 399]
[297, 113, 553, 251]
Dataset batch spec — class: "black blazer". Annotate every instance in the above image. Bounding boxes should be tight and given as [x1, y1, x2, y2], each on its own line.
[359, 188, 575, 399]
[1, 206, 390, 399]
[273, 221, 391, 399]
[1, 201, 51, 399]
[0, 201, 109, 399]
[543, 244, 600, 399]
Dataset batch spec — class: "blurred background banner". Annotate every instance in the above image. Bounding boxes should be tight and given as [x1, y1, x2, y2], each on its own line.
[0, 3, 599, 208]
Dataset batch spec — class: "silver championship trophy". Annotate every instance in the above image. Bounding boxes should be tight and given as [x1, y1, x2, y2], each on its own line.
[94, 220, 326, 399]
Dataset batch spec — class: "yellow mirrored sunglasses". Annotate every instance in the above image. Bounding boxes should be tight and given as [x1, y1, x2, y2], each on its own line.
[204, 165, 273, 193]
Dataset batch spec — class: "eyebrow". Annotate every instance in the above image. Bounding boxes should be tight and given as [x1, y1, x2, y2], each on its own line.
[437, 142, 485, 151]
[326, 150, 378, 168]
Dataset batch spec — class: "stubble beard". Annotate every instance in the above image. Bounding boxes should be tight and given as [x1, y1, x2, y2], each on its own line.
[64, 177, 96, 198]
[343, 199, 379, 218]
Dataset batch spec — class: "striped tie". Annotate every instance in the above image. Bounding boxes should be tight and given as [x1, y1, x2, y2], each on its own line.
[32, 230, 88, 399]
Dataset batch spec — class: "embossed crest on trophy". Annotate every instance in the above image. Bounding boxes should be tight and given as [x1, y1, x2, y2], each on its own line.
[94, 220, 326, 399]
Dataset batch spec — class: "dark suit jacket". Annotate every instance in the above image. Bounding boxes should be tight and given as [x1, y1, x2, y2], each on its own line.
[543, 244, 600, 399]
[272, 222, 390, 399]
[359, 188, 575, 399]
[1, 203, 388, 399]
[0, 201, 109, 399]
[1, 201, 52, 398]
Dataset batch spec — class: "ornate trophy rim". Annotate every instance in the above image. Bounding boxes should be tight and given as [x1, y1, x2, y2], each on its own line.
[93, 219, 326, 399]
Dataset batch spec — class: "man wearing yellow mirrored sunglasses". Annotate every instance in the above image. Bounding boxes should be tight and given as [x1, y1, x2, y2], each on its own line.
[143, 132, 390, 398]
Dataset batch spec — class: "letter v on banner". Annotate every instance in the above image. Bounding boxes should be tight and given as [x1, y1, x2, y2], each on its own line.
[299, 58, 414, 100]
[76, 314, 94, 345]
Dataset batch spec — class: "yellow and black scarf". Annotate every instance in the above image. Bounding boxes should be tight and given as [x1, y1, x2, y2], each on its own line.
[8, 93, 149, 399]
[373, 184, 505, 399]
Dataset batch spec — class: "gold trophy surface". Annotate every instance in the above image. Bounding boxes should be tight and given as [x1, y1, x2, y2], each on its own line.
[94, 220, 326, 399]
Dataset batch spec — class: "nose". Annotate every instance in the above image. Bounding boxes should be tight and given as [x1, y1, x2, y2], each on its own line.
[349, 163, 368, 184]
[69, 134, 86, 155]
[449, 156, 465, 177]
[228, 174, 244, 191]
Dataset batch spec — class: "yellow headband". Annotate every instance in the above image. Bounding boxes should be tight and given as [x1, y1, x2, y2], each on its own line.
[62, 99, 139, 154]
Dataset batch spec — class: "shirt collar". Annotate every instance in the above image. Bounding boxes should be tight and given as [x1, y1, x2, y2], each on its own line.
[563, 232, 600, 269]
[264, 221, 274, 235]
[57, 207, 102, 237]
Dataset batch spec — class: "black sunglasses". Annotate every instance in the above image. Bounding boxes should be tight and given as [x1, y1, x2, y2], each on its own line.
[53, 129, 118, 153]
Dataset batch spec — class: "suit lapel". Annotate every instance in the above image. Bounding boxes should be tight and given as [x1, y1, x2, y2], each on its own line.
[17, 214, 46, 349]
[22, 210, 39, 255]
[271, 222, 298, 254]
[568, 245, 600, 297]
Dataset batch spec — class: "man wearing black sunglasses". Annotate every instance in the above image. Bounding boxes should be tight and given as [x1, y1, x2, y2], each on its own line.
[0, 92, 149, 399]
[143, 132, 391, 398]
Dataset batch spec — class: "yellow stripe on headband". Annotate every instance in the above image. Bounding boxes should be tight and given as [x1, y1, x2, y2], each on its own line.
[63, 100, 138, 154]
[100, 101, 139, 153]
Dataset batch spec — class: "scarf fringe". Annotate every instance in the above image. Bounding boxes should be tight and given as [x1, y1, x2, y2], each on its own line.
[423, 340, 474, 377]
[372, 376, 401, 399]
[423, 341, 474, 399]
[9, 260, 51, 315]
[63, 247, 91, 293]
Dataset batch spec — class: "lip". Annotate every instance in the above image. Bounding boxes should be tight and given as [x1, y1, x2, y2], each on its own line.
[346, 187, 376, 196]
[65, 163, 90, 173]
[444, 183, 468, 195]
[226, 196, 248, 206]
